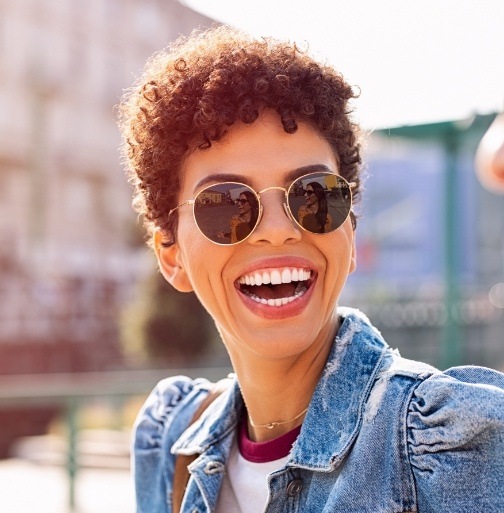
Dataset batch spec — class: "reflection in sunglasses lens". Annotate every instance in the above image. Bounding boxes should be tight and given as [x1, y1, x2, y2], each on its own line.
[194, 183, 259, 244]
[288, 173, 352, 234]
[193, 173, 352, 244]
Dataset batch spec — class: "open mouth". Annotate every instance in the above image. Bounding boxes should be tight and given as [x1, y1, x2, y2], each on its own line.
[236, 267, 315, 306]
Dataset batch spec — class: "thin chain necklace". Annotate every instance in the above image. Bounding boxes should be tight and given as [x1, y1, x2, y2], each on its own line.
[248, 406, 309, 430]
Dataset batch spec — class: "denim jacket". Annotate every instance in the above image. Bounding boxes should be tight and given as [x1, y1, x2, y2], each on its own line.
[133, 308, 504, 513]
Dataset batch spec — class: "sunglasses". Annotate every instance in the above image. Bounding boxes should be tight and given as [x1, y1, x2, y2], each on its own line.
[169, 171, 355, 245]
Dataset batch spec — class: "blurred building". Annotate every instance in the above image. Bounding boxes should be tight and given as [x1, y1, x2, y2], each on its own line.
[0, 0, 214, 374]
[0, 0, 215, 458]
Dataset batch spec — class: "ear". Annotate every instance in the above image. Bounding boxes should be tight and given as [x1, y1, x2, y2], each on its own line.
[153, 230, 193, 292]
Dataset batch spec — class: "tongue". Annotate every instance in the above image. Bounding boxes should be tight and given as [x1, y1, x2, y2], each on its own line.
[252, 283, 297, 300]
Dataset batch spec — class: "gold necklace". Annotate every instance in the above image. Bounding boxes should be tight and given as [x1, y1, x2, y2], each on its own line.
[248, 406, 309, 430]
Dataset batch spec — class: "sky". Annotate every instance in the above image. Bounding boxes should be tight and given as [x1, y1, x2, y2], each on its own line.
[182, 0, 504, 129]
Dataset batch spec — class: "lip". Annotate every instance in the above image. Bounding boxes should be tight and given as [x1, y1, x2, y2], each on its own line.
[234, 256, 318, 320]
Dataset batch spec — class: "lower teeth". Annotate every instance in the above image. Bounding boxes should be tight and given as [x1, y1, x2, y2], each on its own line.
[243, 286, 308, 306]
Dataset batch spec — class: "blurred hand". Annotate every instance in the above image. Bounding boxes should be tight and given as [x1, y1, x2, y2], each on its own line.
[475, 113, 504, 194]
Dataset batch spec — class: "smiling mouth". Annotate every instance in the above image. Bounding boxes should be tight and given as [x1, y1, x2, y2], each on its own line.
[236, 267, 314, 306]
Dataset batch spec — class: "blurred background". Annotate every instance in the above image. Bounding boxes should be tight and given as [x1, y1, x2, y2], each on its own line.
[0, 1, 502, 512]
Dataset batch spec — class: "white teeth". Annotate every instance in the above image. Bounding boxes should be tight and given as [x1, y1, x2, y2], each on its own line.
[270, 270, 282, 285]
[281, 269, 291, 283]
[238, 267, 313, 306]
[241, 286, 309, 305]
[239, 267, 311, 286]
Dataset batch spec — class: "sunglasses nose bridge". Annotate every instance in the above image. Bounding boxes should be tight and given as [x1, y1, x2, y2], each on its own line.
[248, 187, 301, 245]
[256, 186, 290, 219]
[257, 185, 287, 195]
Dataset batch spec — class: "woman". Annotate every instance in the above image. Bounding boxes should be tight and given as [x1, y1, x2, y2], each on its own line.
[119, 27, 504, 513]
[219, 190, 260, 243]
[297, 181, 332, 233]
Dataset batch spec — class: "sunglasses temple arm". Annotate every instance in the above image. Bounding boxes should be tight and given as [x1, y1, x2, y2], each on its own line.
[168, 199, 195, 217]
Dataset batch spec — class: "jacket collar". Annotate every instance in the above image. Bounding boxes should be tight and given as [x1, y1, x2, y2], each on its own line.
[173, 308, 388, 470]
[172, 376, 243, 456]
[290, 308, 387, 469]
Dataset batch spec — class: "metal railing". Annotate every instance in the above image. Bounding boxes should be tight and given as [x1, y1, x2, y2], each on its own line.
[0, 367, 232, 511]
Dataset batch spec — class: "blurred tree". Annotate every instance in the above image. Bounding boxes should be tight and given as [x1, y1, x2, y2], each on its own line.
[120, 267, 218, 367]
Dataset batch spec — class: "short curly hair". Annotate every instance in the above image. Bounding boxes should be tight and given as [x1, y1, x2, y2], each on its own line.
[119, 25, 363, 245]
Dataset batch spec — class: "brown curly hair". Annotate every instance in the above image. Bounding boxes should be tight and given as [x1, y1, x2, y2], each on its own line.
[119, 26, 362, 246]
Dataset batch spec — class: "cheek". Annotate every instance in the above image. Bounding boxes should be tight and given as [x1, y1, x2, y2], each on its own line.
[326, 226, 356, 273]
[177, 226, 232, 293]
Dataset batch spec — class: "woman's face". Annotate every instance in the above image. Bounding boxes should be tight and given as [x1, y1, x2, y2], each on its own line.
[305, 186, 318, 207]
[238, 194, 251, 215]
[158, 111, 356, 362]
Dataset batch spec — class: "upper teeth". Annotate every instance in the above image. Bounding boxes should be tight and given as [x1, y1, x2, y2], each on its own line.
[238, 268, 311, 286]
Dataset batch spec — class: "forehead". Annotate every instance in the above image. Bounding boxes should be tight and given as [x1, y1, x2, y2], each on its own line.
[179, 111, 338, 194]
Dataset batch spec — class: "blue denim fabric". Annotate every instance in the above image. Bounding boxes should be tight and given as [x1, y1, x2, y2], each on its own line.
[133, 308, 504, 513]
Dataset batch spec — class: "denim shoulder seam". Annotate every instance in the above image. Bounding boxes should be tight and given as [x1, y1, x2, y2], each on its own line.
[398, 372, 430, 511]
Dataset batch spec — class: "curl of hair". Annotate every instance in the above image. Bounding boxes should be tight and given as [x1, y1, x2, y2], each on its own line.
[119, 26, 363, 246]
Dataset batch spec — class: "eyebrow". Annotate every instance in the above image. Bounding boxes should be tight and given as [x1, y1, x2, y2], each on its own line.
[193, 164, 335, 193]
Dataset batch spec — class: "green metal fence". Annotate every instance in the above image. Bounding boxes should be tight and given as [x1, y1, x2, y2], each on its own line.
[0, 367, 232, 512]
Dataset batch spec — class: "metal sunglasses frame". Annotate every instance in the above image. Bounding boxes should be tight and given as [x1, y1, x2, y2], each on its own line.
[168, 171, 356, 245]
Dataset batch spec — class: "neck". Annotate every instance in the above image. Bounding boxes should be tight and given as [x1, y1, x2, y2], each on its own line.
[225, 317, 339, 442]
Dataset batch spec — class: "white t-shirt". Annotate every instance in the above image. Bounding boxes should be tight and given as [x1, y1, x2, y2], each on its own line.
[215, 418, 301, 513]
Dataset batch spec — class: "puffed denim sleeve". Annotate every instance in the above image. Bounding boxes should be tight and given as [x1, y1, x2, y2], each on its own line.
[407, 366, 504, 513]
[132, 376, 211, 513]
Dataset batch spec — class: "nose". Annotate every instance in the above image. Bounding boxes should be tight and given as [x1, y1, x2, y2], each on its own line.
[247, 190, 302, 246]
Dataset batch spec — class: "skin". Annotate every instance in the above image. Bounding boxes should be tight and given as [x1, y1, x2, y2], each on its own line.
[475, 112, 504, 194]
[155, 111, 356, 441]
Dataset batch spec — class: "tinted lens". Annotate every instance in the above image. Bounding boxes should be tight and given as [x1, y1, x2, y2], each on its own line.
[193, 182, 260, 244]
[287, 173, 352, 234]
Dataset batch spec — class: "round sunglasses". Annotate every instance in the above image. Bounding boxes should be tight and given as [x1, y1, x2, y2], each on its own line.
[169, 171, 355, 245]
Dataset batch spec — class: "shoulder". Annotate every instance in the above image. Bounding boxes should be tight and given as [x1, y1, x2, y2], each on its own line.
[405, 365, 504, 509]
[132, 376, 213, 512]
[374, 354, 504, 458]
[407, 365, 504, 442]
[133, 375, 212, 453]
[297, 205, 308, 217]
[407, 365, 504, 444]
